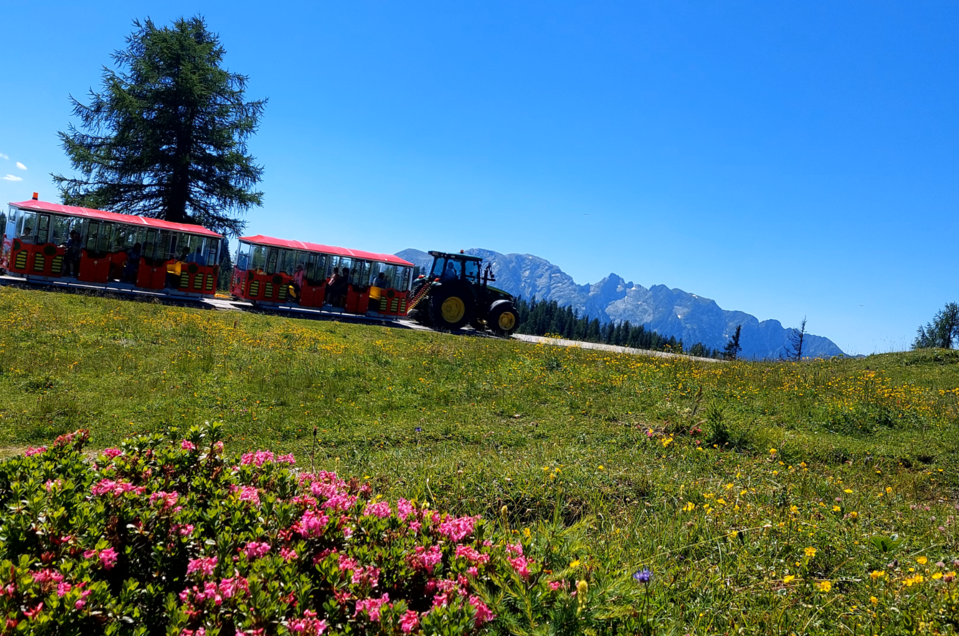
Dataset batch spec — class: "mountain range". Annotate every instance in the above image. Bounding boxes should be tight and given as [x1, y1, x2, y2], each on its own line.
[396, 248, 845, 360]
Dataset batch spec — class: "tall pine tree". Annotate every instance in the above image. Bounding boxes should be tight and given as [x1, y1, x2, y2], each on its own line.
[53, 16, 266, 237]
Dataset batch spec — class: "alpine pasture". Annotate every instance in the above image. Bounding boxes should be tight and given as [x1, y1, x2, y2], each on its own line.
[1, 285, 957, 634]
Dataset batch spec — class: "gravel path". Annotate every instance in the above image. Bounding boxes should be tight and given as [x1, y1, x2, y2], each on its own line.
[512, 334, 721, 362]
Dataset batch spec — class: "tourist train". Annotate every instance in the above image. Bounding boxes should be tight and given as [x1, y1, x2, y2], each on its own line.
[0, 195, 416, 320]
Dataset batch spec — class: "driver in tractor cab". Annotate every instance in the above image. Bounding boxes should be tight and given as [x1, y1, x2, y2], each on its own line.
[441, 261, 458, 282]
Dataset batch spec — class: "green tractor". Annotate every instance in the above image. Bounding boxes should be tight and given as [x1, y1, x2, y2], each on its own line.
[407, 250, 520, 336]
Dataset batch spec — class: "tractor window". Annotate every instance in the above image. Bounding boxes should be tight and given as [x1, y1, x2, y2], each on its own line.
[464, 260, 480, 282]
[436, 258, 462, 281]
[430, 257, 446, 279]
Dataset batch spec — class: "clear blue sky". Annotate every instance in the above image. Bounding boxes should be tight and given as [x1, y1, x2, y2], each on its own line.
[1, 1, 956, 354]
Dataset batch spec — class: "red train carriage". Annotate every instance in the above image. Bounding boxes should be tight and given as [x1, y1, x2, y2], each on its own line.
[232, 235, 414, 317]
[2, 197, 223, 297]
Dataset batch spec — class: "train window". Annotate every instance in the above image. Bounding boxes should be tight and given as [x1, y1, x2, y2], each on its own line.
[250, 245, 267, 271]
[0, 211, 5, 239]
[236, 242, 251, 271]
[265, 248, 279, 274]
[50, 216, 72, 246]
[351, 260, 371, 287]
[96, 223, 114, 255]
[206, 239, 219, 266]
[393, 266, 409, 290]
[83, 221, 100, 253]
[34, 215, 51, 245]
[16, 211, 36, 244]
[143, 229, 158, 261]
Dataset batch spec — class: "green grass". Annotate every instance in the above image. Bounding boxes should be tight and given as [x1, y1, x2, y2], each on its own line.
[1, 285, 958, 633]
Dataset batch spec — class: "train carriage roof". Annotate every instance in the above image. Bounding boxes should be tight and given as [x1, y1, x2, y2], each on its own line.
[239, 234, 413, 267]
[10, 200, 223, 239]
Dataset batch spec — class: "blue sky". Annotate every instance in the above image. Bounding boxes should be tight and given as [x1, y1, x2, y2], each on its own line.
[1, 1, 956, 354]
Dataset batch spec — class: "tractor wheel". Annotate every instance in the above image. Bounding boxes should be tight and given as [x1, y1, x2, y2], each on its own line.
[430, 287, 474, 331]
[488, 300, 519, 336]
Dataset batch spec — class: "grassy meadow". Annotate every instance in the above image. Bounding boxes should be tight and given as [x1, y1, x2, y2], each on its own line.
[1, 284, 957, 633]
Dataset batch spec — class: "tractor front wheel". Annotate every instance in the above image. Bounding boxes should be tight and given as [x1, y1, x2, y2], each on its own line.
[488, 301, 519, 336]
[430, 288, 474, 331]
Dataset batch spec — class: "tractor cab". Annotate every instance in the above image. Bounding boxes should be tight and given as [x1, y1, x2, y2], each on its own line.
[408, 250, 519, 336]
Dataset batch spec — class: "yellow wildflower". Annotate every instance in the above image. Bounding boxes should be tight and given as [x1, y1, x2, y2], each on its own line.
[870, 570, 885, 580]
[783, 575, 795, 584]
[917, 556, 928, 565]
[804, 547, 817, 558]
[818, 581, 832, 592]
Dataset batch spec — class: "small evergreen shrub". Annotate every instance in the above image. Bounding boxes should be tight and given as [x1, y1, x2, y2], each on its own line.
[0, 425, 642, 635]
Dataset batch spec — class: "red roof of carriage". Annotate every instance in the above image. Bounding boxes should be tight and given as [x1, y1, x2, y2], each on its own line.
[10, 200, 223, 239]
[239, 234, 414, 267]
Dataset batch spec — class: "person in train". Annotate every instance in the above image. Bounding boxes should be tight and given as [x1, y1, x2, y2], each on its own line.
[328, 267, 349, 306]
[186, 247, 206, 266]
[373, 271, 389, 289]
[292, 264, 305, 296]
[63, 230, 83, 277]
[124, 243, 142, 282]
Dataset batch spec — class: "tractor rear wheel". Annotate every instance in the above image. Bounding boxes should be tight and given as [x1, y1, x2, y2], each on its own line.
[430, 287, 474, 331]
[488, 301, 519, 336]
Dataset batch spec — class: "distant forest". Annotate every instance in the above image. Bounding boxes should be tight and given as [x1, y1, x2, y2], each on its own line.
[514, 296, 721, 359]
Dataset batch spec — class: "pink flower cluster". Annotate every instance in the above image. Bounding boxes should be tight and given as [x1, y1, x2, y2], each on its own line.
[231, 485, 260, 505]
[186, 556, 218, 578]
[24, 446, 47, 457]
[240, 450, 296, 466]
[297, 509, 330, 539]
[181, 440, 197, 451]
[288, 610, 328, 634]
[149, 491, 181, 512]
[354, 593, 390, 621]
[410, 545, 443, 573]
[438, 515, 479, 542]
[178, 576, 249, 607]
[507, 543, 532, 579]
[363, 501, 391, 518]
[83, 547, 118, 570]
[102, 448, 123, 459]
[243, 541, 271, 560]
[91, 478, 145, 497]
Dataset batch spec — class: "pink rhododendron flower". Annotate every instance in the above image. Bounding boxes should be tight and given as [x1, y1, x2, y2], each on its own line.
[23, 603, 43, 619]
[280, 547, 298, 562]
[24, 446, 46, 457]
[352, 566, 381, 588]
[469, 595, 496, 626]
[409, 520, 422, 534]
[397, 498, 415, 520]
[467, 566, 479, 577]
[149, 491, 180, 511]
[322, 493, 357, 512]
[172, 524, 195, 537]
[56, 581, 72, 597]
[508, 555, 531, 579]
[410, 545, 443, 573]
[278, 453, 296, 464]
[91, 479, 145, 497]
[236, 486, 260, 505]
[506, 543, 524, 556]
[241, 450, 274, 466]
[297, 509, 330, 538]
[354, 594, 390, 621]
[399, 610, 420, 633]
[432, 592, 449, 608]
[455, 545, 490, 565]
[218, 576, 249, 599]
[549, 580, 565, 590]
[75, 589, 92, 610]
[438, 515, 479, 542]
[243, 541, 271, 559]
[99, 548, 118, 570]
[181, 440, 196, 451]
[102, 448, 123, 459]
[213, 441, 224, 453]
[187, 556, 217, 578]
[43, 479, 62, 491]
[363, 501, 391, 518]
[288, 610, 328, 634]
